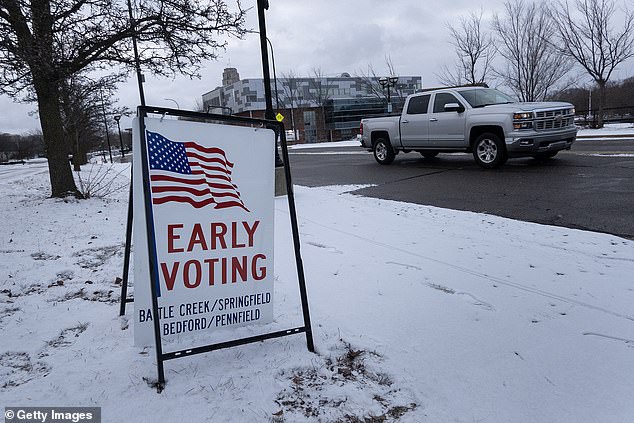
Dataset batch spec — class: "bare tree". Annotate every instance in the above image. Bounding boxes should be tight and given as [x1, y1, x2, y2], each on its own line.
[0, 0, 246, 197]
[355, 56, 405, 102]
[551, 0, 634, 127]
[309, 67, 332, 140]
[60, 74, 128, 168]
[309, 67, 332, 108]
[280, 70, 302, 109]
[355, 64, 384, 99]
[492, 0, 572, 101]
[0, 131, 44, 160]
[384, 56, 407, 104]
[280, 70, 303, 134]
[437, 10, 495, 86]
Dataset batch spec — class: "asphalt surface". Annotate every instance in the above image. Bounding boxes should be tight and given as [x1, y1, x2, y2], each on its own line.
[287, 138, 634, 239]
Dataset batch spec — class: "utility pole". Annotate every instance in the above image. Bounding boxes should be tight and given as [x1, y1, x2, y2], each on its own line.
[257, 0, 284, 167]
[127, 0, 145, 106]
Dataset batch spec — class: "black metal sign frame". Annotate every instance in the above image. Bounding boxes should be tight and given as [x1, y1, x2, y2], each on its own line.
[119, 106, 314, 391]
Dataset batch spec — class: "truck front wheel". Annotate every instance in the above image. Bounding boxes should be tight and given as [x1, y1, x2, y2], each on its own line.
[373, 138, 395, 165]
[472, 132, 507, 169]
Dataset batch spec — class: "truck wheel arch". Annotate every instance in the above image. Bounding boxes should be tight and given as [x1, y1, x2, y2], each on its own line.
[469, 126, 504, 150]
[371, 131, 391, 147]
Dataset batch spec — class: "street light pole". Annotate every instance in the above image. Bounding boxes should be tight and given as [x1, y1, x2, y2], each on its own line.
[246, 30, 280, 111]
[256, 0, 284, 167]
[245, 30, 280, 111]
[114, 115, 125, 157]
[379, 76, 399, 114]
[99, 89, 114, 163]
[164, 98, 180, 109]
[266, 36, 281, 110]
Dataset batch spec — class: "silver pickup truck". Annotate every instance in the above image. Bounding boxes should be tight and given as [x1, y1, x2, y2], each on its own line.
[359, 86, 577, 168]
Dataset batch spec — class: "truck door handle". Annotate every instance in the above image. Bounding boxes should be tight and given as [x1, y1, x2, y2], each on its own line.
[429, 118, 438, 122]
[402, 120, 409, 123]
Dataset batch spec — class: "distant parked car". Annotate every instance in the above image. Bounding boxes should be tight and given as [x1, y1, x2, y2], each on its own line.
[285, 130, 297, 142]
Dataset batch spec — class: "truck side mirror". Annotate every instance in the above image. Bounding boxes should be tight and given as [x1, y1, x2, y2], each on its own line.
[444, 103, 464, 113]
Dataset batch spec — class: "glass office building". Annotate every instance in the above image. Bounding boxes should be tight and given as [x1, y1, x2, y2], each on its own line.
[202, 68, 421, 142]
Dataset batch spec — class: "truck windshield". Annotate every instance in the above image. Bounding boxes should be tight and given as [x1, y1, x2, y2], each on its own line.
[458, 88, 515, 108]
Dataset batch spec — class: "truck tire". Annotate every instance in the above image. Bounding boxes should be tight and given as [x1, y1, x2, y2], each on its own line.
[473, 132, 507, 169]
[373, 138, 395, 165]
[420, 151, 439, 159]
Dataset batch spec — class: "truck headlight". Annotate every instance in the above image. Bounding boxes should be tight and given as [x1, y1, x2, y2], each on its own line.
[513, 122, 533, 130]
[513, 111, 533, 130]
[513, 112, 532, 120]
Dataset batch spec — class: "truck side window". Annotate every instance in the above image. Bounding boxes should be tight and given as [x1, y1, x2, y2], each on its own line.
[406, 95, 430, 115]
[433, 93, 460, 113]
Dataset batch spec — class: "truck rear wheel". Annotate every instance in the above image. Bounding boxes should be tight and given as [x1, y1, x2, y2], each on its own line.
[473, 132, 507, 169]
[373, 138, 395, 165]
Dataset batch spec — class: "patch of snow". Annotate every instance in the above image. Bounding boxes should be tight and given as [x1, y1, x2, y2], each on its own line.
[588, 154, 634, 157]
[289, 151, 369, 155]
[577, 123, 634, 137]
[288, 140, 360, 150]
[2, 163, 633, 423]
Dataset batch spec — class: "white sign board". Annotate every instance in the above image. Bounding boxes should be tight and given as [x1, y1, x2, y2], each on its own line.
[133, 117, 275, 347]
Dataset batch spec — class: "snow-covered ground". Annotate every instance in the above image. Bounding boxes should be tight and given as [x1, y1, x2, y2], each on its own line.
[577, 122, 634, 137]
[2, 161, 634, 423]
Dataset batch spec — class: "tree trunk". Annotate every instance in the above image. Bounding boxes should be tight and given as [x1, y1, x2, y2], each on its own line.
[34, 77, 80, 197]
[597, 80, 606, 128]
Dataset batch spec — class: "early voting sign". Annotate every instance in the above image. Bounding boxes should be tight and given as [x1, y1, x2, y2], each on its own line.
[133, 115, 275, 347]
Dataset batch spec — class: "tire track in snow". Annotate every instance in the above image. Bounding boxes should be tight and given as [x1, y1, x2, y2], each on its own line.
[281, 208, 634, 323]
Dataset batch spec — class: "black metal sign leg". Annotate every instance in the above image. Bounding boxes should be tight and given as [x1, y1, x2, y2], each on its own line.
[278, 131, 315, 353]
[137, 113, 166, 392]
[119, 178, 134, 316]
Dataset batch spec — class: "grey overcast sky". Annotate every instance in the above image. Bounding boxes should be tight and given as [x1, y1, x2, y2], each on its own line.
[1, 0, 633, 134]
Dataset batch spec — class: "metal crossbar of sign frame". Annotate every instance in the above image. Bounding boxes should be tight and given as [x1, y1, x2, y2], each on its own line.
[122, 106, 314, 391]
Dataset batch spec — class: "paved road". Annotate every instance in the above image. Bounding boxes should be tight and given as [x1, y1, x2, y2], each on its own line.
[287, 138, 634, 239]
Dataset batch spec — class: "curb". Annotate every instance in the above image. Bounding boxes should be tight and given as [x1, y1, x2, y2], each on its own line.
[577, 133, 634, 139]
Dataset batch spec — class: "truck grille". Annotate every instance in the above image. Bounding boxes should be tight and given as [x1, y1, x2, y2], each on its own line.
[534, 108, 574, 130]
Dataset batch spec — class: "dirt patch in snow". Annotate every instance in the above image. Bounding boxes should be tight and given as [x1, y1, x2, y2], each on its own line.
[0, 352, 50, 390]
[274, 342, 417, 422]
[52, 288, 118, 304]
[73, 244, 123, 269]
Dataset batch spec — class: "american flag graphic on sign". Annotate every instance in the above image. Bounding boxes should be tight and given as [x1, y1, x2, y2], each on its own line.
[147, 130, 249, 211]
